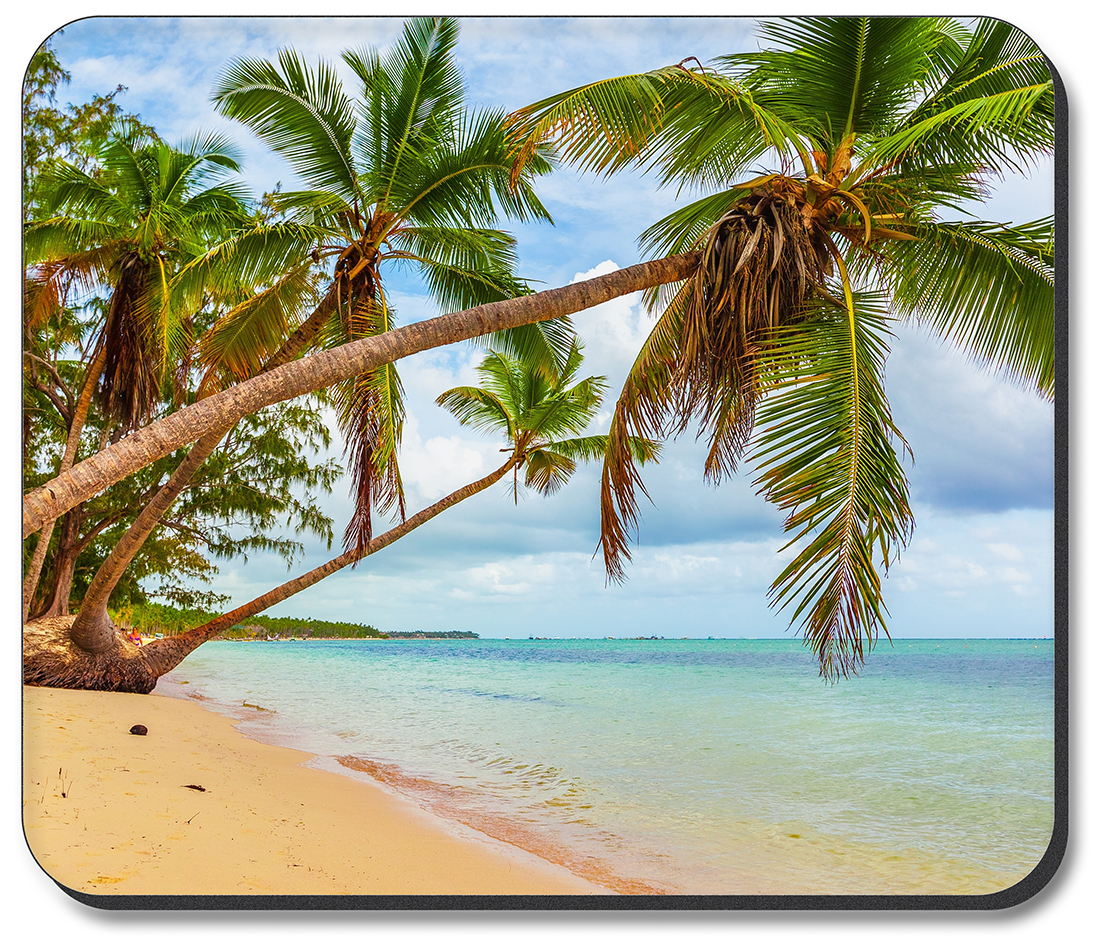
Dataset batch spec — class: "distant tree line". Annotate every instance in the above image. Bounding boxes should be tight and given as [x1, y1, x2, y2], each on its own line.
[112, 601, 478, 640]
[384, 630, 479, 639]
[229, 615, 385, 638]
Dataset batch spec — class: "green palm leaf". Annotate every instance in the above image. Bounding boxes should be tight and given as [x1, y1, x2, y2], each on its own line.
[879, 217, 1054, 394]
[392, 108, 553, 227]
[435, 384, 514, 438]
[196, 262, 320, 395]
[731, 17, 951, 143]
[508, 65, 805, 190]
[213, 19, 554, 556]
[891, 17, 1054, 174]
[212, 50, 359, 200]
[750, 291, 913, 680]
[439, 342, 659, 504]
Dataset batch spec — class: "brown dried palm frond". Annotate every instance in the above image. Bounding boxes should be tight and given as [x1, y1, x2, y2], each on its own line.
[22, 242, 123, 338]
[598, 282, 685, 582]
[97, 251, 163, 432]
[23, 269, 65, 338]
[329, 263, 406, 559]
[675, 182, 830, 453]
[600, 180, 832, 581]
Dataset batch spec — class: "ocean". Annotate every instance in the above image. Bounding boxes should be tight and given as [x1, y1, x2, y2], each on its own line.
[158, 637, 1055, 896]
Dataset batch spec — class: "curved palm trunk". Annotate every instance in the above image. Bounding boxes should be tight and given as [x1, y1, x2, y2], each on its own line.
[67, 425, 233, 652]
[22, 343, 108, 620]
[66, 281, 344, 652]
[38, 507, 84, 617]
[24, 253, 699, 537]
[140, 456, 517, 679]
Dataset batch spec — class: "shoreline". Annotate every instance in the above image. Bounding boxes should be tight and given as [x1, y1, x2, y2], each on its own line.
[22, 685, 610, 896]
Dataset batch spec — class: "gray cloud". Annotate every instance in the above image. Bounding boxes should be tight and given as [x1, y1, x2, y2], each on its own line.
[888, 327, 1054, 513]
[39, 15, 1056, 640]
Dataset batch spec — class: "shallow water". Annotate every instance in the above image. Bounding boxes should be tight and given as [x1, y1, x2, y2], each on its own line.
[160, 637, 1055, 895]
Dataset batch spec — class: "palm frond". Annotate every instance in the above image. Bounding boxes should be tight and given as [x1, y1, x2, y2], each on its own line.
[507, 65, 803, 190]
[326, 293, 406, 555]
[481, 319, 577, 380]
[390, 107, 553, 228]
[598, 295, 685, 583]
[750, 290, 913, 680]
[34, 160, 130, 223]
[888, 16, 1054, 174]
[864, 81, 1053, 174]
[547, 434, 660, 466]
[389, 224, 529, 312]
[345, 17, 466, 210]
[505, 68, 687, 180]
[196, 262, 320, 395]
[729, 17, 951, 144]
[436, 385, 514, 438]
[522, 448, 578, 495]
[174, 221, 325, 304]
[878, 216, 1055, 395]
[96, 251, 162, 430]
[212, 50, 359, 200]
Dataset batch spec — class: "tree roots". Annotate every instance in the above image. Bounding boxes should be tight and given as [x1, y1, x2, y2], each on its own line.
[23, 616, 160, 694]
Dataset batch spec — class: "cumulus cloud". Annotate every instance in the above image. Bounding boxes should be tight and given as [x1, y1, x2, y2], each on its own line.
[399, 415, 489, 503]
[48, 16, 1055, 641]
[888, 326, 1054, 513]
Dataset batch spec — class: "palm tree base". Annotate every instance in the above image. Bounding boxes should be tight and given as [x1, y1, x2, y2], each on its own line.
[23, 616, 160, 694]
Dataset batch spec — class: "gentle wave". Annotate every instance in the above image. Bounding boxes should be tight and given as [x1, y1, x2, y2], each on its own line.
[160, 637, 1055, 894]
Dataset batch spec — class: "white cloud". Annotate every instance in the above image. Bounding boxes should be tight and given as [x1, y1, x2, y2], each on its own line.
[35, 14, 1056, 644]
[400, 417, 488, 502]
[987, 542, 1025, 562]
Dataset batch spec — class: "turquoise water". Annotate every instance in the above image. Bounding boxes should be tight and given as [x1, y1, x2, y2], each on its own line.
[159, 637, 1055, 895]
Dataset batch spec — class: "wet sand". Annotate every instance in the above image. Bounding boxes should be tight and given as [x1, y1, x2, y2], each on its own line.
[22, 685, 609, 897]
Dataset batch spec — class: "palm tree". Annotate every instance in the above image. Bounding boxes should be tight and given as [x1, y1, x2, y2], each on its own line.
[42, 342, 658, 688]
[22, 116, 337, 656]
[23, 122, 253, 620]
[23, 19, 1056, 684]
[210, 16, 563, 560]
[22, 253, 697, 539]
[504, 16, 1055, 677]
[21, 16, 573, 689]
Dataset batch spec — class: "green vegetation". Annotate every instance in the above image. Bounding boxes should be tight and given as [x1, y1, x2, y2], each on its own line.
[127, 337, 648, 657]
[23, 38, 340, 628]
[509, 17, 1054, 677]
[23, 17, 1054, 689]
[384, 631, 479, 640]
[211, 16, 560, 557]
[109, 601, 220, 636]
[223, 616, 386, 639]
[108, 600, 480, 640]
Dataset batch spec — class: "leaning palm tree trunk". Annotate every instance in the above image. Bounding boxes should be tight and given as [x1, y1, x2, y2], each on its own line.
[140, 457, 518, 679]
[22, 343, 109, 620]
[66, 425, 233, 652]
[65, 281, 345, 653]
[24, 252, 699, 537]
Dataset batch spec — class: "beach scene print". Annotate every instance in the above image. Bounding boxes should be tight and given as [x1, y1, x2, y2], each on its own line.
[22, 17, 1058, 901]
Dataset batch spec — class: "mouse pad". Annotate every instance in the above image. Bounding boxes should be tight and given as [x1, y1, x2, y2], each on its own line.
[21, 15, 1065, 910]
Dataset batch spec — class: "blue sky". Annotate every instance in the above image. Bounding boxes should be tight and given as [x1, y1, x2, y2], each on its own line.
[35, 15, 1055, 641]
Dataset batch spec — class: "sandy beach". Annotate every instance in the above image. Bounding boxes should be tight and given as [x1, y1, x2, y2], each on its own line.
[21, 685, 608, 897]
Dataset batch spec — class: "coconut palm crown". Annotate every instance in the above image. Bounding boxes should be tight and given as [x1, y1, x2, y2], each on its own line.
[211, 16, 562, 558]
[507, 16, 1055, 678]
[438, 340, 660, 503]
[24, 120, 252, 433]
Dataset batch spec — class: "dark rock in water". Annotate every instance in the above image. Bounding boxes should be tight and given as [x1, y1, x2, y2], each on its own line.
[130, 724, 148, 736]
